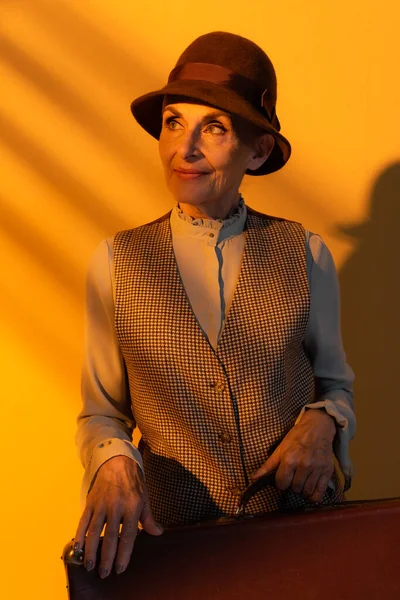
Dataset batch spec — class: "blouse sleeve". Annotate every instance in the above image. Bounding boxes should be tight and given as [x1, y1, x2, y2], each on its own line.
[297, 231, 356, 492]
[75, 237, 144, 508]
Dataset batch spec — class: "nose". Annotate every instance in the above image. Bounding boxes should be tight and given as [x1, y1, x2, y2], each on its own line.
[176, 126, 203, 160]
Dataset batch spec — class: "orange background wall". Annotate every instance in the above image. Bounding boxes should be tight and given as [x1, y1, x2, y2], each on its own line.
[1, 1, 399, 598]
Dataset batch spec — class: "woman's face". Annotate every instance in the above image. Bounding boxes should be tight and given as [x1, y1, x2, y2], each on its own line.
[158, 101, 273, 212]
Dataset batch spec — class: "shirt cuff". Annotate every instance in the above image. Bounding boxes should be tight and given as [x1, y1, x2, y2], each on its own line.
[80, 438, 144, 507]
[295, 400, 353, 493]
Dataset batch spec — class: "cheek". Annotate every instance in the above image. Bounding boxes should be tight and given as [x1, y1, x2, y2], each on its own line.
[158, 139, 173, 170]
[231, 144, 253, 172]
[215, 147, 248, 179]
[207, 142, 237, 169]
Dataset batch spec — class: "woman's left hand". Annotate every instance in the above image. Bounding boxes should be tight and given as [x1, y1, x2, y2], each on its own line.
[251, 409, 337, 503]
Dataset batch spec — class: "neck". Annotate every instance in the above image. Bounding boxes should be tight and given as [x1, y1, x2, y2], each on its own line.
[177, 191, 242, 220]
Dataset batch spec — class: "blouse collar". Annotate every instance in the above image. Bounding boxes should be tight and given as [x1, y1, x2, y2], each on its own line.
[170, 194, 247, 245]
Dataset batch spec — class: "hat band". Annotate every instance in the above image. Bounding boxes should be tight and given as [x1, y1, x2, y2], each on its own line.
[168, 62, 276, 123]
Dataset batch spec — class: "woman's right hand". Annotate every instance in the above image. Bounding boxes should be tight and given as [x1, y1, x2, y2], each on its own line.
[73, 455, 164, 578]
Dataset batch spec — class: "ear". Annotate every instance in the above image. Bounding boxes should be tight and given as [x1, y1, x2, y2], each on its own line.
[247, 133, 275, 172]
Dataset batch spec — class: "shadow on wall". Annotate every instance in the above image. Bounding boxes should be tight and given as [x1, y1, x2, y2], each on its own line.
[0, 1, 166, 380]
[336, 162, 400, 501]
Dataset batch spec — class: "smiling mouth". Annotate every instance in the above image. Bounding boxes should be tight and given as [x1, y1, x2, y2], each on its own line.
[174, 170, 210, 180]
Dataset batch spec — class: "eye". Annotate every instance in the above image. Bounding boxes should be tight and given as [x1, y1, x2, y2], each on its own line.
[162, 116, 227, 134]
[204, 122, 227, 134]
[164, 116, 183, 130]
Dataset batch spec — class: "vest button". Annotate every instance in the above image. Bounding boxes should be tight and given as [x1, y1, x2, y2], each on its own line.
[214, 381, 226, 392]
[226, 485, 242, 496]
[218, 432, 232, 444]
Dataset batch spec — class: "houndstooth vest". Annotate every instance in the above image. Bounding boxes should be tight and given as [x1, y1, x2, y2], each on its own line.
[114, 206, 344, 526]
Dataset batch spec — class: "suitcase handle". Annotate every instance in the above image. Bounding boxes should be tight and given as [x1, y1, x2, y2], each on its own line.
[236, 470, 278, 517]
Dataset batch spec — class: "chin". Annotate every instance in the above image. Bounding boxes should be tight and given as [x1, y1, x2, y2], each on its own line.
[170, 187, 212, 207]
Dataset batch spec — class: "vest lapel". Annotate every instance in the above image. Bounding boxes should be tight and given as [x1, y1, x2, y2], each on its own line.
[167, 212, 249, 353]
[164, 217, 219, 355]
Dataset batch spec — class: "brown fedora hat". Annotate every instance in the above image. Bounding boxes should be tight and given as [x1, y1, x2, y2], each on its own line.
[130, 31, 291, 176]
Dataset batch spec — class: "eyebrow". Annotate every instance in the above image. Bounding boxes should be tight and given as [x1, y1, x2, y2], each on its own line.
[163, 106, 231, 121]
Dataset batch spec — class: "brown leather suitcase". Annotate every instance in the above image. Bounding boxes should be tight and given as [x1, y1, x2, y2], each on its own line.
[62, 481, 400, 600]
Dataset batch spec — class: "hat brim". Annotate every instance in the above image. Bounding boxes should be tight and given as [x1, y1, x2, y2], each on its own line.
[130, 80, 291, 176]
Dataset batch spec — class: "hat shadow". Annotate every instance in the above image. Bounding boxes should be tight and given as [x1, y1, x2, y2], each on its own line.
[335, 162, 400, 500]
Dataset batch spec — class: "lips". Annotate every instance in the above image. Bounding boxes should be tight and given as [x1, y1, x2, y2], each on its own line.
[174, 168, 209, 173]
[174, 169, 209, 180]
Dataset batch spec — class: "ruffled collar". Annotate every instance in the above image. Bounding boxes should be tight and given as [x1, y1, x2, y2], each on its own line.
[175, 194, 245, 229]
[171, 194, 247, 244]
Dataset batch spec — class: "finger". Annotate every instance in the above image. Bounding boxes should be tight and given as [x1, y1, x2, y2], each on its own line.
[251, 452, 280, 480]
[302, 470, 320, 499]
[114, 514, 140, 574]
[98, 513, 123, 578]
[140, 488, 164, 535]
[274, 458, 296, 491]
[83, 510, 106, 571]
[308, 473, 332, 504]
[74, 505, 94, 552]
[290, 463, 314, 495]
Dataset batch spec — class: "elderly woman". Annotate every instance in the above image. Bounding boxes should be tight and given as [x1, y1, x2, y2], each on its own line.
[74, 31, 355, 579]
